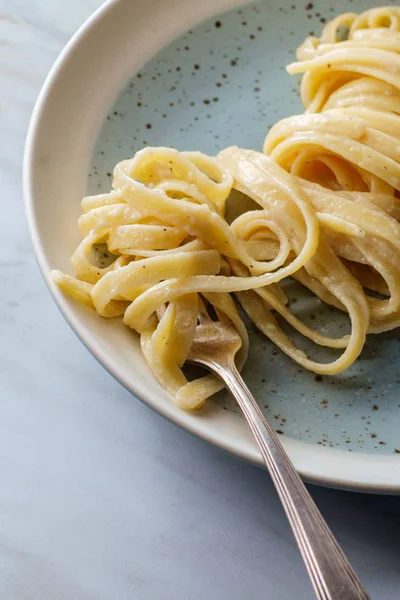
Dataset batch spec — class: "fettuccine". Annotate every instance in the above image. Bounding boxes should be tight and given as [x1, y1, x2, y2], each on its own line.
[52, 7, 400, 409]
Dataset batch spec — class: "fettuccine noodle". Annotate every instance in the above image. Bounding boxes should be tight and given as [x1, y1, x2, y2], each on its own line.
[52, 7, 400, 409]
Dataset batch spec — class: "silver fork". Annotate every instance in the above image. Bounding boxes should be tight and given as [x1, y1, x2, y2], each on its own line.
[187, 304, 370, 600]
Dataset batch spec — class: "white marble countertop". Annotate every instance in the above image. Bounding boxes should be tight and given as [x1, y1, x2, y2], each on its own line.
[1, 1, 400, 598]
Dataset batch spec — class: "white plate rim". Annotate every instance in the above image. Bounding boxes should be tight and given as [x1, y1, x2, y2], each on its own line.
[23, 0, 400, 494]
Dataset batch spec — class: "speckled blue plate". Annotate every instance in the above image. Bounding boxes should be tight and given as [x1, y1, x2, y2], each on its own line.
[25, 0, 400, 492]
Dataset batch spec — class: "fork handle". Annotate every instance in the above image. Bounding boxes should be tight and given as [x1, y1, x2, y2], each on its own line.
[211, 360, 370, 600]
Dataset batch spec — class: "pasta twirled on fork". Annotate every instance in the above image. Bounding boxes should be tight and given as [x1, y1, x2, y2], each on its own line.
[53, 7, 400, 408]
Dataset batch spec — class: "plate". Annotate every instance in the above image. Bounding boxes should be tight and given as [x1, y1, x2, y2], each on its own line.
[24, 0, 400, 493]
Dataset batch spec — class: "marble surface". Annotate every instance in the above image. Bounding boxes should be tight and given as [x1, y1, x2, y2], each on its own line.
[1, 1, 400, 598]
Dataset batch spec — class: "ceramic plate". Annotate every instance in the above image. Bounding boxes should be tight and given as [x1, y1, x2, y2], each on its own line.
[24, 0, 400, 492]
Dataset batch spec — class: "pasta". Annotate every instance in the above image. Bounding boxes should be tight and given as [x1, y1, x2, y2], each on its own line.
[52, 7, 400, 409]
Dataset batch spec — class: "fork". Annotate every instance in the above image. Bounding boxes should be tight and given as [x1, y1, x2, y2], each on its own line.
[187, 305, 370, 600]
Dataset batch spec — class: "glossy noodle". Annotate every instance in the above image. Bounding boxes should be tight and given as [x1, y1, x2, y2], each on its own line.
[52, 7, 400, 409]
